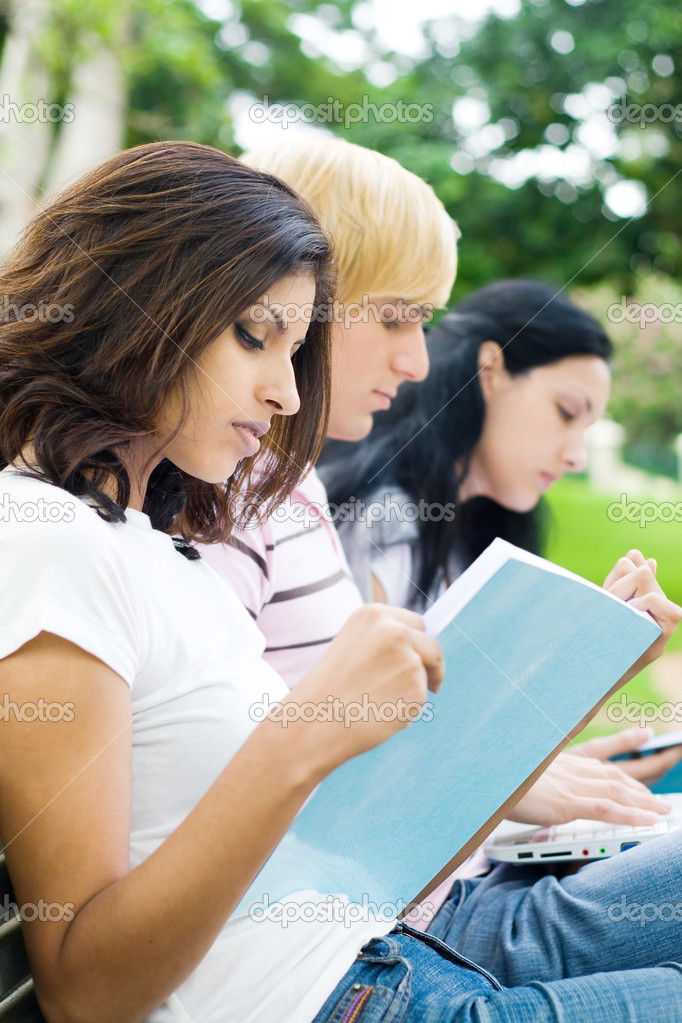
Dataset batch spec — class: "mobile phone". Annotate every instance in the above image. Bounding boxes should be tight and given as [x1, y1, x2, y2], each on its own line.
[611, 729, 682, 761]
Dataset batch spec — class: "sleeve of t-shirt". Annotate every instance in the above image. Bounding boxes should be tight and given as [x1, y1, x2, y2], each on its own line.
[0, 503, 143, 688]
[337, 485, 421, 605]
[370, 542, 416, 609]
[199, 523, 274, 620]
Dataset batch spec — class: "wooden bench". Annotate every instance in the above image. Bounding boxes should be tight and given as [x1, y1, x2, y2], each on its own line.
[0, 847, 45, 1022]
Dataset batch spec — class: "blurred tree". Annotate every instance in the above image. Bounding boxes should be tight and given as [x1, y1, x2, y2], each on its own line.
[574, 274, 682, 461]
[0, 0, 376, 249]
[2, 0, 681, 303]
[329, 0, 682, 297]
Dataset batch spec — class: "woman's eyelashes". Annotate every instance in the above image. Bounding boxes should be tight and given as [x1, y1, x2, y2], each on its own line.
[235, 322, 265, 351]
[235, 322, 308, 357]
[557, 404, 576, 423]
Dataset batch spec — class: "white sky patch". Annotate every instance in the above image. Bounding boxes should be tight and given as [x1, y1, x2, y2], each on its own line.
[228, 91, 331, 152]
[366, 61, 399, 86]
[550, 30, 574, 55]
[604, 179, 648, 218]
[652, 53, 674, 77]
[288, 13, 372, 69]
[545, 122, 570, 145]
[193, 0, 237, 20]
[464, 122, 507, 157]
[575, 115, 619, 160]
[371, 0, 519, 56]
[489, 143, 593, 189]
[452, 95, 491, 130]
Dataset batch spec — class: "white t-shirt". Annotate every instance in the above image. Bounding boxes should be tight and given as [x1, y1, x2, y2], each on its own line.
[0, 468, 390, 1023]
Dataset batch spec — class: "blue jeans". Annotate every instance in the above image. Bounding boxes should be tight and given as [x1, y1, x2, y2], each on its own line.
[311, 922, 682, 1022]
[312, 831, 682, 1021]
[427, 827, 682, 985]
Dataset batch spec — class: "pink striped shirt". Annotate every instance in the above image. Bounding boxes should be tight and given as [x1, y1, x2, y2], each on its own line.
[200, 468, 364, 688]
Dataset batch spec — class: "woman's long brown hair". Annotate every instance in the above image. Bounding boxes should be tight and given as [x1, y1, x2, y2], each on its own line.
[0, 141, 334, 551]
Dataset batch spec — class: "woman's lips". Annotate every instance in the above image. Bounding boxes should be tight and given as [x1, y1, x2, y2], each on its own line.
[372, 390, 395, 410]
[539, 471, 559, 489]
[232, 422, 266, 456]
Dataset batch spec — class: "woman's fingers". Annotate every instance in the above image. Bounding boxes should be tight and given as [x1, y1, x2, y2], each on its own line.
[570, 727, 653, 761]
[508, 749, 671, 826]
[603, 550, 656, 590]
[628, 590, 682, 625]
[603, 551, 640, 589]
[570, 727, 682, 785]
[411, 629, 445, 693]
[601, 552, 681, 661]
[561, 795, 665, 828]
[605, 565, 661, 603]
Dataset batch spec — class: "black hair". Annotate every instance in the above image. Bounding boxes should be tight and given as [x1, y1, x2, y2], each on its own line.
[320, 280, 612, 607]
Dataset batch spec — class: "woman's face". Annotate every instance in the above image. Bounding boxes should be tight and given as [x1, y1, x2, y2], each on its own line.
[461, 345, 611, 512]
[326, 297, 430, 441]
[157, 274, 316, 483]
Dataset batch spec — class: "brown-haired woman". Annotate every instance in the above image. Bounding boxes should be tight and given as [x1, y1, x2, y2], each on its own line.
[0, 139, 441, 1021]
[0, 142, 681, 1023]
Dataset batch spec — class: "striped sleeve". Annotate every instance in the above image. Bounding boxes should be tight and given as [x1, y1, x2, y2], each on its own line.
[200, 522, 274, 618]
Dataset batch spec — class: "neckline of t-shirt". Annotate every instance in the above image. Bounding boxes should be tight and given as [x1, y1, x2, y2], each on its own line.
[123, 507, 153, 531]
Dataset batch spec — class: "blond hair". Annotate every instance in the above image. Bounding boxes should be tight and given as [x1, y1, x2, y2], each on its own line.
[240, 137, 458, 310]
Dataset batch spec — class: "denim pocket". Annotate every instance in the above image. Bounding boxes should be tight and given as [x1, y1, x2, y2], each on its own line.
[320, 983, 405, 1023]
[393, 921, 502, 991]
[313, 937, 411, 1023]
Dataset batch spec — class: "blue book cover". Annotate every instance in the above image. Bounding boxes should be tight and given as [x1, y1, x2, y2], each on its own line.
[235, 539, 661, 918]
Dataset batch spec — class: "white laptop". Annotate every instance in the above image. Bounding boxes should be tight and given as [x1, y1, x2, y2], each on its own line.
[484, 793, 682, 864]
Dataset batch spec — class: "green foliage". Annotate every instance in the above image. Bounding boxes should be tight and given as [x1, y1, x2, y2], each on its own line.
[415, 0, 682, 291]
[572, 275, 682, 449]
[21, 0, 682, 290]
[14, 0, 682, 302]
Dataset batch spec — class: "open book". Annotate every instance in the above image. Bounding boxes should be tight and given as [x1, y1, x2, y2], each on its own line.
[235, 538, 661, 918]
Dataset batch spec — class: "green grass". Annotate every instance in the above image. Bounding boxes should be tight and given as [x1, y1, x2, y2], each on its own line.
[543, 476, 682, 606]
[542, 476, 682, 740]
